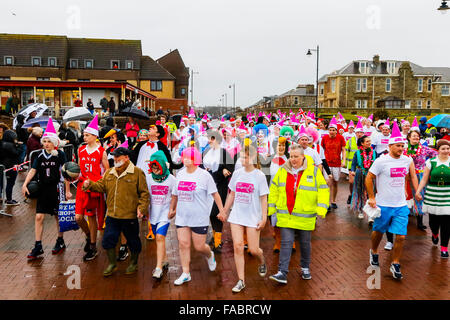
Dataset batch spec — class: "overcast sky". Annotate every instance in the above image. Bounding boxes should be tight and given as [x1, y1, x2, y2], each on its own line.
[1, 0, 449, 108]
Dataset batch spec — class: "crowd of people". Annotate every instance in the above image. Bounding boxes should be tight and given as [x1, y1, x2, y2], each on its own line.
[0, 107, 449, 293]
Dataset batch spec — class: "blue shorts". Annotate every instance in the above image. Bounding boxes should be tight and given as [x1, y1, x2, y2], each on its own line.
[372, 205, 409, 236]
[176, 225, 208, 235]
[151, 222, 170, 237]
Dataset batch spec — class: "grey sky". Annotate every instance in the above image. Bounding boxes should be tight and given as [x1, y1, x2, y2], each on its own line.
[1, 0, 449, 108]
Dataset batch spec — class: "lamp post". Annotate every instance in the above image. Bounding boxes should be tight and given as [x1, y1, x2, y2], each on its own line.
[306, 45, 319, 117]
[438, 0, 449, 14]
[190, 69, 199, 107]
[229, 83, 235, 116]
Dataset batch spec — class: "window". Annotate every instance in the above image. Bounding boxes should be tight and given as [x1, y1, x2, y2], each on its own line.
[181, 88, 186, 95]
[356, 79, 361, 92]
[359, 61, 367, 74]
[417, 100, 422, 108]
[4, 56, 13, 65]
[78, 79, 90, 82]
[85, 59, 94, 69]
[61, 90, 80, 107]
[355, 100, 367, 108]
[405, 100, 411, 109]
[362, 78, 367, 92]
[125, 60, 134, 69]
[0, 76, 11, 80]
[35, 89, 54, 107]
[111, 60, 120, 69]
[151, 80, 162, 91]
[37, 77, 50, 81]
[70, 59, 79, 68]
[320, 84, 324, 95]
[294, 97, 299, 105]
[386, 78, 391, 92]
[21, 89, 33, 106]
[418, 78, 423, 92]
[442, 84, 450, 96]
[387, 62, 396, 74]
[427, 100, 432, 109]
[32, 57, 41, 66]
[427, 79, 432, 92]
[48, 57, 57, 67]
[331, 79, 336, 93]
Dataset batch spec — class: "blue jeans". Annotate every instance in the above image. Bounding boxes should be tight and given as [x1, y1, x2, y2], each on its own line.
[0, 171, 18, 201]
[279, 228, 312, 274]
[18, 144, 27, 164]
[102, 216, 141, 253]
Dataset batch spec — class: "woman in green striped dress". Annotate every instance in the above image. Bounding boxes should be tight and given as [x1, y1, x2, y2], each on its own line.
[416, 139, 450, 258]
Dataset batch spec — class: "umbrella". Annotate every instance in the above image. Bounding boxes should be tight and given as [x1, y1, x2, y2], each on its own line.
[121, 107, 149, 120]
[13, 103, 48, 129]
[63, 107, 94, 122]
[427, 114, 450, 128]
[22, 116, 56, 129]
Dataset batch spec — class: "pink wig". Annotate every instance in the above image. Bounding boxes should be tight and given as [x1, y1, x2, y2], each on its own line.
[305, 127, 319, 144]
[181, 147, 202, 166]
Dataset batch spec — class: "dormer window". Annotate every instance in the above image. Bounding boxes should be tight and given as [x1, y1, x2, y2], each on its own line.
[359, 61, 368, 74]
[85, 59, 94, 69]
[48, 57, 57, 67]
[32, 57, 42, 66]
[125, 60, 134, 69]
[387, 61, 396, 74]
[4, 56, 14, 65]
[111, 60, 120, 69]
[70, 59, 79, 68]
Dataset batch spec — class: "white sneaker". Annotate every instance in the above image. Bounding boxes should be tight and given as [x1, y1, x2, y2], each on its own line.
[174, 272, 191, 285]
[384, 242, 394, 251]
[207, 250, 216, 271]
[152, 268, 163, 279]
[232, 280, 245, 293]
[358, 212, 364, 219]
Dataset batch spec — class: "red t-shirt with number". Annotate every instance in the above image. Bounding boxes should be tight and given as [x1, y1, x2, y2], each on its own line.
[78, 145, 105, 182]
[321, 134, 346, 167]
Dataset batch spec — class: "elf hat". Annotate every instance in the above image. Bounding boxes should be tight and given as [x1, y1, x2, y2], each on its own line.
[84, 114, 99, 136]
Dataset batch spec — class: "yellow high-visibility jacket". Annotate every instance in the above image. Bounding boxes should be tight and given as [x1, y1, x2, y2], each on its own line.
[268, 155, 329, 231]
[345, 136, 358, 170]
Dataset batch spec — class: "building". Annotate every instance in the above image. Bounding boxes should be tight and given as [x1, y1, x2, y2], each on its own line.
[0, 33, 190, 116]
[318, 55, 450, 112]
[157, 49, 190, 100]
[274, 84, 316, 109]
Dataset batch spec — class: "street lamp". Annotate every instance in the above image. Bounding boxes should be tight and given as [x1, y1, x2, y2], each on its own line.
[438, 1, 449, 14]
[191, 70, 199, 107]
[306, 45, 319, 117]
[229, 83, 236, 116]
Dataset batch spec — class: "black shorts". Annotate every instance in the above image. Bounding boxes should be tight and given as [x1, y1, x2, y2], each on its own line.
[36, 184, 59, 216]
[176, 225, 208, 235]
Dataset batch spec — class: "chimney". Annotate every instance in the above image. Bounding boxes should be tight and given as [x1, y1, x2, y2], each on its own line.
[373, 54, 380, 65]
[305, 84, 315, 94]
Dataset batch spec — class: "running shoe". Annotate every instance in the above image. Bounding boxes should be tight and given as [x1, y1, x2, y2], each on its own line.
[369, 249, 379, 267]
[232, 280, 246, 293]
[384, 242, 394, 251]
[331, 203, 338, 209]
[207, 251, 216, 271]
[358, 212, 364, 219]
[347, 195, 352, 205]
[27, 245, 44, 261]
[83, 248, 98, 261]
[301, 268, 312, 280]
[52, 239, 66, 255]
[117, 245, 129, 261]
[269, 271, 287, 284]
[83, 238, 91, 252]
[441, 251, 449, 258]
[6, 200, 20, 206]
[258, 263, 267, 277]
[174, 272, 191, 285]
[162, 261, 169, 270]
[152, 268, 163, 279]
[431, 235, 439, 246]
[390, 263, 403, 280]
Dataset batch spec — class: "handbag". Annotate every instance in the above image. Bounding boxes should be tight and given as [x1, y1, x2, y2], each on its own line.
[58, 200, 80, 232]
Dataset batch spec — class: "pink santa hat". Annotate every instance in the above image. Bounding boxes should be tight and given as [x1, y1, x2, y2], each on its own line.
[382, 118, 390, 128]
[276, 119, 285, 128]
[368, 114, 374, 122]
[348, 120, 355, 128]
[329, 116, 338, 129]
[238, 121, 247, 132]
[41, 117, 60, 149]
[388, 122, 404, 145]
[355, 119, 364, 133]
[297, 125, 308, 139]
[188, 108, 196, 118]
[201, 113, 208, 122]
[118, 140, 129, 149]
[84, 114, 99, 136]
[410, 117, 420, 132]
[220, 116, 226, 124]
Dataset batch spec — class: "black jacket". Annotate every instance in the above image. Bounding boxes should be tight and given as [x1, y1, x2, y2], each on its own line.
[0, 130, 19, 170]
[131, 140, 183, 173]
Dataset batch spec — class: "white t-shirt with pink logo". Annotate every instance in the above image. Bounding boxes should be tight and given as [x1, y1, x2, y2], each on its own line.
[227, 168, 270, 228]
[369, 154, 413, 207]
[172, 167, 217, 227]
[372, 133, 391, 155]
[146, 174, 176, 225]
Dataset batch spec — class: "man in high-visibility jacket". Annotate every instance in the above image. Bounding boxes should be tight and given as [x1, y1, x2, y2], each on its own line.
[268, 145, 329, 284]
[345, 128, 364, 204]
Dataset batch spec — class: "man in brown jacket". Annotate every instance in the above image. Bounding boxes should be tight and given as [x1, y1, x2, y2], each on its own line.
[83, 146, 149, 277]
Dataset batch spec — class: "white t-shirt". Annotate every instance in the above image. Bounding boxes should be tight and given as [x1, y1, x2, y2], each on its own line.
[364, 126, 376, 137]
[304, 147, 322, 166]
[172, 167, 217, 227]
[369, 154, 413, 207]
[146, 174, 176, 225]
[343, 132, 356, 142]
[425, 158, 450, 169]
[372, 133, 391, 155]
[227, 168, 270, 228]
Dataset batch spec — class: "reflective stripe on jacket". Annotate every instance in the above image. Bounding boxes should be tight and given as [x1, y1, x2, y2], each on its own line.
[268, 155, 330, 231]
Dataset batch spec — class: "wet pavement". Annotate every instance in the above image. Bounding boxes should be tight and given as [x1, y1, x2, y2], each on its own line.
[0, 172, 448, 300]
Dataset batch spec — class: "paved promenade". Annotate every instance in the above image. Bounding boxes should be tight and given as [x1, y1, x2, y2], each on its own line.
[0, 172, 448, 300]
